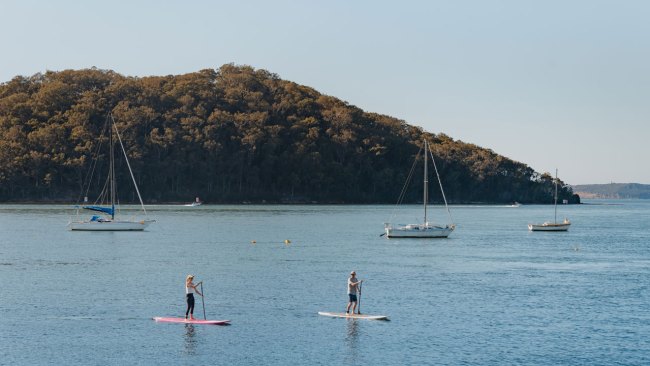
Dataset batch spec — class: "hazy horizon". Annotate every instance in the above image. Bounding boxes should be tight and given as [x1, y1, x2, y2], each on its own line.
[2, 0, 648, 185]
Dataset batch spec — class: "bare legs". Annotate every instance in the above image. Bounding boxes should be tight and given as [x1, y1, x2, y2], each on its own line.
[346, 300, 357, 314]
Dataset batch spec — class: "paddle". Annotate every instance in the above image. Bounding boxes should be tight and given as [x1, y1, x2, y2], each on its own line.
[357, 281, 363, 314]
[199, 282, 206, 320]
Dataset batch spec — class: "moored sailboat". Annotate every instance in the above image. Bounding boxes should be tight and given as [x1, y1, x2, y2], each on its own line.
[384, 139, 455, 238]
[528, 169, 570, 232]
[68, 113, 154, 231]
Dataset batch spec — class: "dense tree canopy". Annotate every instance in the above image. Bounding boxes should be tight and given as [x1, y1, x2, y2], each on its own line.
[0, 65, 579, 204]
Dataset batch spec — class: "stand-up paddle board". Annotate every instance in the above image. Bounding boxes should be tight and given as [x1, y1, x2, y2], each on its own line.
[153, 317, 230, 325]
[318, 312, 388, 320]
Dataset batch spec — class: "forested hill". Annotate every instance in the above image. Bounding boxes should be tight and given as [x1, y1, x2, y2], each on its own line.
[0, 65, 579, 204]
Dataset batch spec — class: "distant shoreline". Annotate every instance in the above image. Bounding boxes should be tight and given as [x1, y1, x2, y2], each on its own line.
[0, 200, 583, 205]
[574, 193, 650, 200]
[572, 183, 650, 199]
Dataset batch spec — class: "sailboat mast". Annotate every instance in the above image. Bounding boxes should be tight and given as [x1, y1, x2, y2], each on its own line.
[110, 115, 116, 220]
[423, 140, 428, 225]
[554, 168, 558, 224]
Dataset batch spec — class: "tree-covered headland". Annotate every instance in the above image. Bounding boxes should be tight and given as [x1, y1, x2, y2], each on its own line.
[0, 64, 579, 204]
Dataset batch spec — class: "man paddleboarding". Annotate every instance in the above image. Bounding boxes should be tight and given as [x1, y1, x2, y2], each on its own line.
[185, 275, 203, 320]
[346, 271, 363, 314]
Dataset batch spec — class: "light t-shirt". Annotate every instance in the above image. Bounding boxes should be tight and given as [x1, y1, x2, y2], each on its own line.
[186, 283, 195, 294]
[347, 277, 360, 295]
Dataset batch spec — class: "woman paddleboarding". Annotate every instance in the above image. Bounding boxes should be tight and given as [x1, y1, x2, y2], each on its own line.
[185, 275, 203, 320]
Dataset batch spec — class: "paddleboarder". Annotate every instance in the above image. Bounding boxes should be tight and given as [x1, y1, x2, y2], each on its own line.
[185, 275, 203, 320]
[346, 271, 363, 314]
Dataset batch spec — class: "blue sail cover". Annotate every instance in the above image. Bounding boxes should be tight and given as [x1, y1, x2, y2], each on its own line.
[83, 206, 114, 216]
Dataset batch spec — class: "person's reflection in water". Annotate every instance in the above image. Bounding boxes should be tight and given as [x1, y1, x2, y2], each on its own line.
[344, 319, 360, 363]
[183, 324, 197, 355]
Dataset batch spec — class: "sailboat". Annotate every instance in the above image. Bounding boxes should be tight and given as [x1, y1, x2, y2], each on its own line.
[528, 169, 570, 232]
[384, 139, 455, 238]
[68, 113, 155, 231]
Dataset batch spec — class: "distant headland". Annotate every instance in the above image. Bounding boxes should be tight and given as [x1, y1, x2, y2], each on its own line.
[572, 183, 650, 199]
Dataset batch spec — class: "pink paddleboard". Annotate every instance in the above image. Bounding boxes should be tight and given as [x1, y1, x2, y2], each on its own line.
[153, 317, 230, 325]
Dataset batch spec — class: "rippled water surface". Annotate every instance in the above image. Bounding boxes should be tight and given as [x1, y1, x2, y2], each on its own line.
[1, 201, 649, 365]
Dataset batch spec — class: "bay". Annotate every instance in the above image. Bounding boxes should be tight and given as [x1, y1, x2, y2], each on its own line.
[0, 200, 649, 365]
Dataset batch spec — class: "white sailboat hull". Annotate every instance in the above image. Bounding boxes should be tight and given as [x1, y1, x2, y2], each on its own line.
[68, 219, 155, 231]
[528, 222, 571, 232]
[385, 224, 455, 238]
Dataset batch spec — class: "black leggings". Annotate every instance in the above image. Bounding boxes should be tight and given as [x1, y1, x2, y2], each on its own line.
[186, 293, 195, 317]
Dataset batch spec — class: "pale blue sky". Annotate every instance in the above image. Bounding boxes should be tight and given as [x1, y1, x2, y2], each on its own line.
[1, 0, 648, 184]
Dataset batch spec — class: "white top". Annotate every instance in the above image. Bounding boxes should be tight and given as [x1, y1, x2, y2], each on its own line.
[186, 283, 195, 294]
[347, 277, 360, 295]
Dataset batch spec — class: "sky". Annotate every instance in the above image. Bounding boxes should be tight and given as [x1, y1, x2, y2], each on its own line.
[1, 0, 648, 184]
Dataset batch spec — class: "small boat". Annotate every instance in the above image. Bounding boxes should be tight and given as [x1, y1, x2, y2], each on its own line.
[528, 169, 570, 232]
[384, 139, 455, 238]
[184, 197, 202, 207]
[68, 113, 154, 231]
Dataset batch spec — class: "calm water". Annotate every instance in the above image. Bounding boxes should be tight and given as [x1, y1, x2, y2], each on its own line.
[1, 201, 649, 365]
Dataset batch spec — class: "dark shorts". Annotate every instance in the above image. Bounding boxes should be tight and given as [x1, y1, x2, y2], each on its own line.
[348, 294, 358, 302]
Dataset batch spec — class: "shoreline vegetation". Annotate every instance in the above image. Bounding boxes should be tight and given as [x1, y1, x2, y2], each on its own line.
[0, 64, 579, 205]
[0, 200, 580, 205]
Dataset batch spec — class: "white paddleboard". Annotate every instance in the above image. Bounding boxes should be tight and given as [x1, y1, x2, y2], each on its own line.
[318, 312, 388, 320]
[153, 317, 230, 325]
